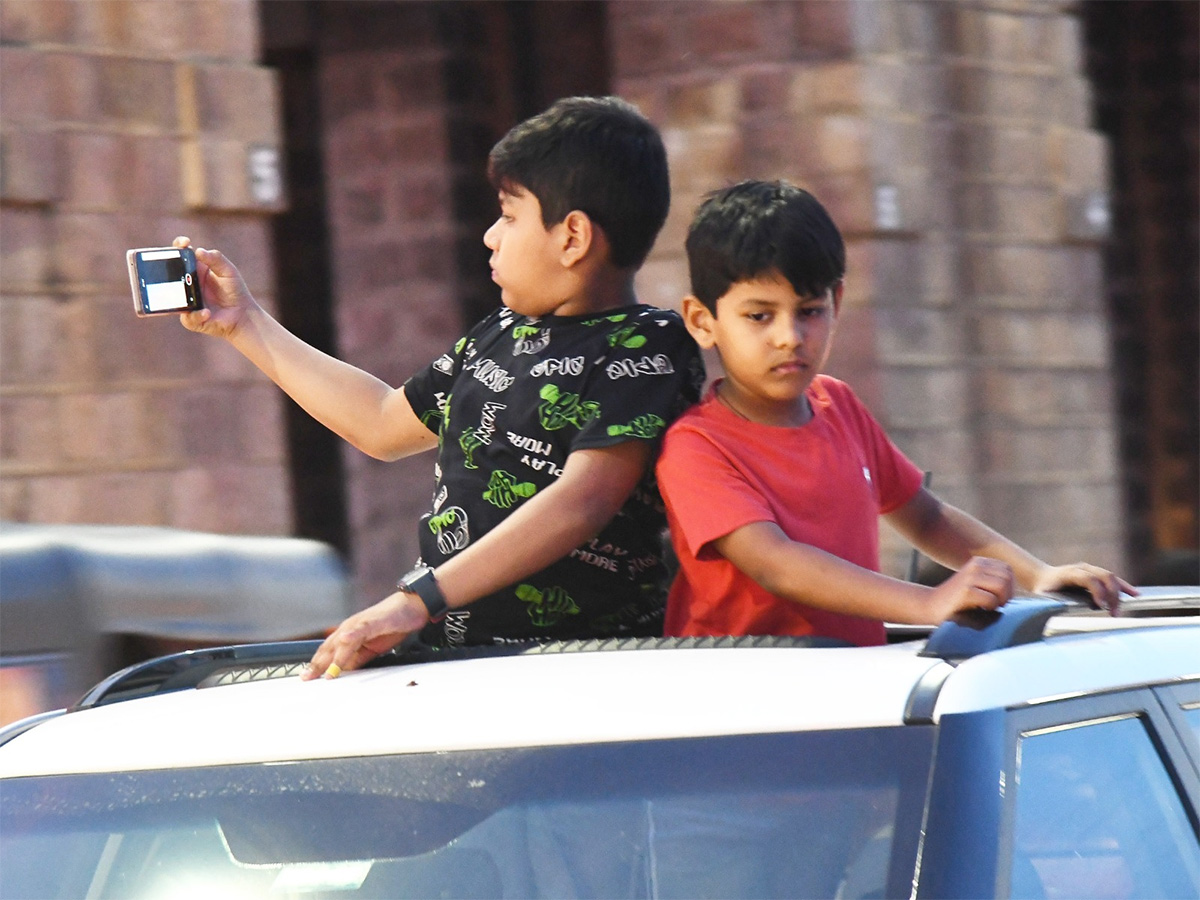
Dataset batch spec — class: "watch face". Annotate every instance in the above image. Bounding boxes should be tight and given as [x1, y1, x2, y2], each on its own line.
[401, 568, 447, 620]
[402, 569, 431, 591]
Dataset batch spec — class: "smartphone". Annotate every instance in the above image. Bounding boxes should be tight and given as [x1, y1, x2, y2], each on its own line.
[126, 246, 203, 317]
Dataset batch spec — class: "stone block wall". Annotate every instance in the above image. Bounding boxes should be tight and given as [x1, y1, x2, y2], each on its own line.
[942, 1, 1123, 567]
[610, 0, 1126, 574]
[310, 3, 470, 601]
[1, 0, 1136, 605]
[293, 1, 611, 603]
[0, 0, 291, 535]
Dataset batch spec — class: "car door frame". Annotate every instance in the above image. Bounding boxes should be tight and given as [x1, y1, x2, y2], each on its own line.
[994, 682, 1200, 899]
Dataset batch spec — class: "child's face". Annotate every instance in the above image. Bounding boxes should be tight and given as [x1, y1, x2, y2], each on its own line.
[683, 272, 840, 425]
[483, 187, 572, 318]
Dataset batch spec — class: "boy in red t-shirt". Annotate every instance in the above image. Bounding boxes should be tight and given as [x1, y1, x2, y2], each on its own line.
[656, 180, 1133, 643]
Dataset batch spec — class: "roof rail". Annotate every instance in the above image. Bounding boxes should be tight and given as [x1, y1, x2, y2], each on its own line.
[919, 597, 1068, 664]
[74, 641, 323, 709]
[72, 633, 852, 710]
[0, 708, 67, 749]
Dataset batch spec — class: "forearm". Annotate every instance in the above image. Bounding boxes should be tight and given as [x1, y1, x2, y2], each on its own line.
[304, 441, 650, 679]
[717, 522, 1015, 625]
[433, 442, 649, 608]
[730, 534, 940, 625]
[229, 306, 434, 461]
[433, 487, 606, 608]
[886, 489, 1130, 612]
[898, 494, 1048, 590]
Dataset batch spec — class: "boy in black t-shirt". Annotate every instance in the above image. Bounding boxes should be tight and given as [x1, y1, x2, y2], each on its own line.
[174, 97, 704, 671]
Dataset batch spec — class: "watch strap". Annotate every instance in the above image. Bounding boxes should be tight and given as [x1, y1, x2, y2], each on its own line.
[397, 566, 449, 623]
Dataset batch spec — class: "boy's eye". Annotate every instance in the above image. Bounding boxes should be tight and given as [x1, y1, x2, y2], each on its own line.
[801, 307, 827, 318]
[745, 312, 770, 322]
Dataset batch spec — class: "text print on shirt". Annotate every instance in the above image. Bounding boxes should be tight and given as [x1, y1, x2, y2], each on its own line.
[606, 354, 676, 380]
[531, 356, 586, 377]
[466, 358, 516, 392]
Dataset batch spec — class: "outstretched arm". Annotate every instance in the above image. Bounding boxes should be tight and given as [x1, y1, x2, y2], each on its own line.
[174, 238, 438, 462]
[303, 439, 653, 677]
[714, 521, 1015, 626]
[886, 488, 1135, 612]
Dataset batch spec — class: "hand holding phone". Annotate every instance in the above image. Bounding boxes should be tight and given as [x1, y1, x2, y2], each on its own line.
[127, 246, 204, 317]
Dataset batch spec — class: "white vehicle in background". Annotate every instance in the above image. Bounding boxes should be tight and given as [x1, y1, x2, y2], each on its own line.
[0, 523, 351, 723]
[0, 588, 1197, 899]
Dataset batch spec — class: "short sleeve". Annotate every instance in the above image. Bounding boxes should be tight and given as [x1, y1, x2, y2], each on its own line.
[571, 310, 705, 450]
[835, 386, 924, 514]
[657, 425, 775, 560]
[403, 312, 500, 435]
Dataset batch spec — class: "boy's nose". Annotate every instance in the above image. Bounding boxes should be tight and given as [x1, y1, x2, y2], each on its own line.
[483, 219, 500, 250]
[775, 315, 802, 348]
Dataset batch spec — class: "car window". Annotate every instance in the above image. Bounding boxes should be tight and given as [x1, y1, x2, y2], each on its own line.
[1009, 713, 1200, 900]
[0, 727, 933, 900]
[1183, 703, 1200, 746]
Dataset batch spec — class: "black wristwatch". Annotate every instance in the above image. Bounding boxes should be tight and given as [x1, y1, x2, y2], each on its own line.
[396, 566, 450, 623]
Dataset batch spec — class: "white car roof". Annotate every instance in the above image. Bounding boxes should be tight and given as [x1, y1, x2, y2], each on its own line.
[1, 618, 1196, 779]
[0, 644, 937, 777]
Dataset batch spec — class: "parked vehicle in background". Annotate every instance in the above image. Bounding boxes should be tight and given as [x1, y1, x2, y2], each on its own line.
[1, 588, 1197, 899]
[0, 523, 351, 724]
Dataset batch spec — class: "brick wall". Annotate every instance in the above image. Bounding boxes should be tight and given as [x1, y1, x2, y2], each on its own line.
[610, 0, 1126, 574]
[311, 2, 471, 602]
[0, 0, 291, 534]
[302, 1, 610, 604]
[944, 1, 1123, 568]
[1, 0, 1137, 604]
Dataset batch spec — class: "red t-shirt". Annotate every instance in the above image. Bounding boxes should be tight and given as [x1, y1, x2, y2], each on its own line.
[656, 375, 924, 645]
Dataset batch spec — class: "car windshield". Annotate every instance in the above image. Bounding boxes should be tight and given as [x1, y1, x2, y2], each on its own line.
[1, 727, 932, 899]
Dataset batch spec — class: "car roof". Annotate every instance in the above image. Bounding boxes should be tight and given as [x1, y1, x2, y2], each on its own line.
[1, 592, 1196, 778]
[0, 643, 940, 777]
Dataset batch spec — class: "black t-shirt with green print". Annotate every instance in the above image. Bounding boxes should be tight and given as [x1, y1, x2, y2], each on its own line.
[403, 303, 705, 646]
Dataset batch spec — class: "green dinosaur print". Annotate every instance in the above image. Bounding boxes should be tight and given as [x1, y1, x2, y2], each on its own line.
[582, 313, 627, 327]
[436, 394, 453, 447]
[483, 470, 537, 508]
[454, 337, 467, 354]
[515, 583, 581, 628]
[607, 324, 647, 349]
[512, 324, 540, 339]
[460, 428, 484, 468]
[538, 384, 600, 431]
[606, 414, 666, 439]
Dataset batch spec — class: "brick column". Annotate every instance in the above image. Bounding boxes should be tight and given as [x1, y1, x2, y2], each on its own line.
[946, 0, 1124, 567]
[314, 3, 469, 602]
[0, 0, 292, 534]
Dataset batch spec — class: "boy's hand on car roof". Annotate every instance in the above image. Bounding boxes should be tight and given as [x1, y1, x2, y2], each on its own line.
[303, 591, 432, 680]
[930, 557, 1014, 622]
[1030, 564, 1136, 616]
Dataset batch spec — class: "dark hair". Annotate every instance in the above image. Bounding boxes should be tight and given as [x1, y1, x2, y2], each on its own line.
[487, 96, 670, 269]
[686, 180, 845, 312]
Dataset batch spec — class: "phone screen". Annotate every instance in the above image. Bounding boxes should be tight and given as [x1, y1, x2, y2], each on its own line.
[129, 247, 202, 316]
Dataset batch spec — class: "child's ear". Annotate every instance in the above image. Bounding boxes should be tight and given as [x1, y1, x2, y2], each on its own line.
[559, 210, 594, 267]
[681, 296, 717, 349]
[831, 280, 844, 316]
